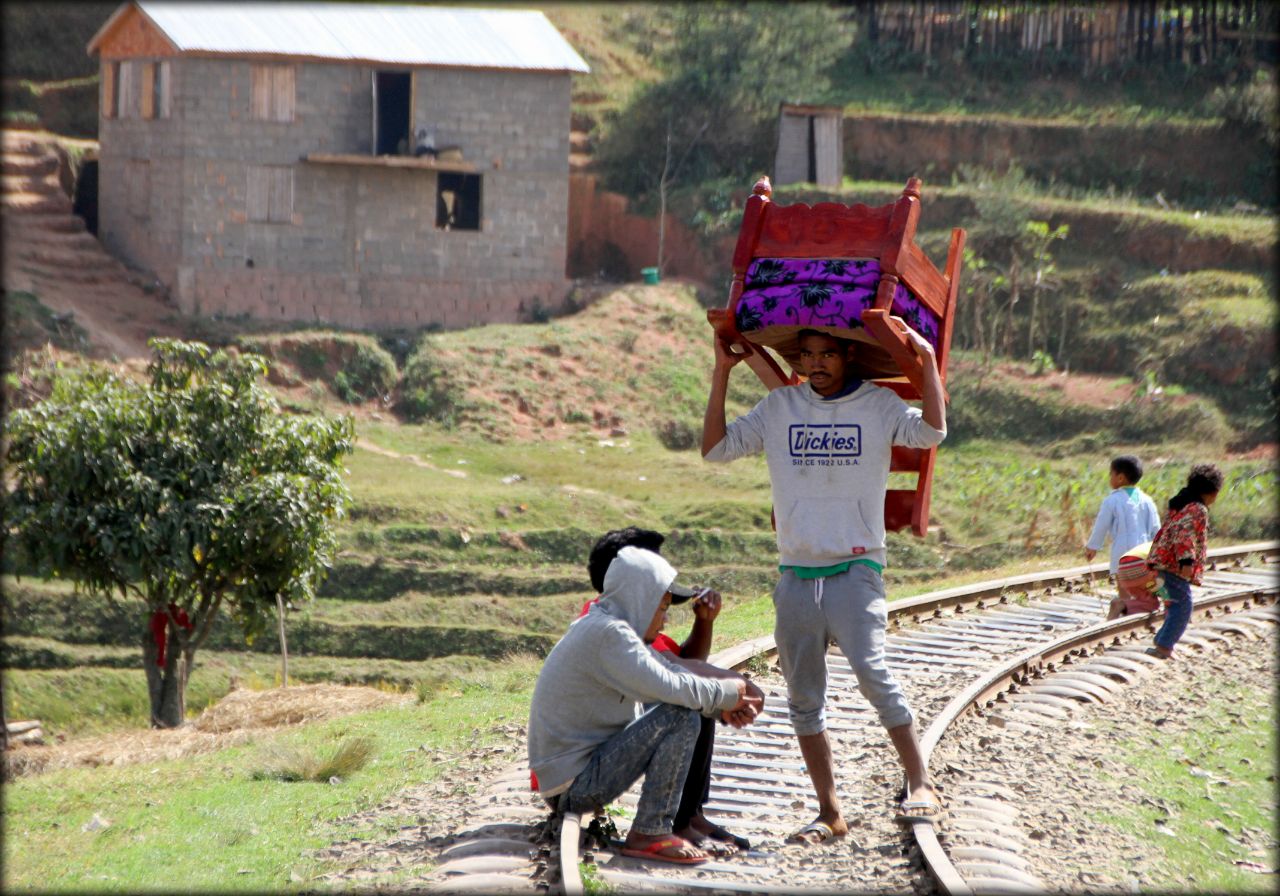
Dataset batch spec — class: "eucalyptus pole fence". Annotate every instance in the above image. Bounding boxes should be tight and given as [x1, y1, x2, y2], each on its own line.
[855, 1, 1278, 72]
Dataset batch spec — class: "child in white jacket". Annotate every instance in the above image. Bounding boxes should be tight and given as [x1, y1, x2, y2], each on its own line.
[1084, 454, 1161, 618]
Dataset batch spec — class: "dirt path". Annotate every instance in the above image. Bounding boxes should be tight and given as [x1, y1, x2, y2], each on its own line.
[2, 129, 182, 360]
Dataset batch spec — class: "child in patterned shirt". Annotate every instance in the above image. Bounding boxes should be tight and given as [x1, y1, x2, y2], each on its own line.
[1146, 463, 1225, 659]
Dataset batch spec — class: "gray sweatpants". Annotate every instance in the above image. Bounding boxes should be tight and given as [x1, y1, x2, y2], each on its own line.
[773, 564, 913, 736]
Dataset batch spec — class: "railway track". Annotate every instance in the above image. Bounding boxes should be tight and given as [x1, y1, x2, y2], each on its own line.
[425, 542, 1278, 895]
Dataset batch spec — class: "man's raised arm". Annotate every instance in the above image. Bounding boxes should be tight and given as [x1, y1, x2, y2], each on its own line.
[701, 335, 745, 457]
[897, 317, 946, 433]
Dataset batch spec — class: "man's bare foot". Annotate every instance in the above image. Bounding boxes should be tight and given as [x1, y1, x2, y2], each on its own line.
[687, 812, 750, 851]
[906, 781, 939, 806]
[675, 824, 736, 856]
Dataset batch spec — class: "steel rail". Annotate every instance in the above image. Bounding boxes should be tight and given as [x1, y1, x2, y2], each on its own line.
[909, 580, 1278, 896]
[532, 542, 1278, 896]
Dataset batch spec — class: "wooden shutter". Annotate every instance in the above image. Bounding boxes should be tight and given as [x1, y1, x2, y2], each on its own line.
[248, 166, 293, 223]
[250, 65, 272, 120]
[156, 61, 171, 119]
[268, 167, 293, 222]
[118, 61, 135, 118]
[271, 66, 295, 122]
[251, 65, 295, 121]
[140, 62, 156, 119]
[247, 166, 270, 221]
[102, 61, 118, 119]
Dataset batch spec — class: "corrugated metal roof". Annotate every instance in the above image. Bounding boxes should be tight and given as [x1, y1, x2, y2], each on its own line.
[115, 2, 589, 72]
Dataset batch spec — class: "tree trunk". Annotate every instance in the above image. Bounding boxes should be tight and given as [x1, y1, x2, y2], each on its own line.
[276, 593, 290, 688]
[1028, 283, 1039, 359]
[657, 120, 673, 275]
[143, 613, 188, 728]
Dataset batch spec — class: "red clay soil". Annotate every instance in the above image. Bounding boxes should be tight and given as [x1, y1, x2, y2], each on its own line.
[2, 129, 183, 361]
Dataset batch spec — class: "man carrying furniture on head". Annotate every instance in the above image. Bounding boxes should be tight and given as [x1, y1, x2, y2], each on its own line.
[528, 546, 765, 865]
[701, 323, 947, 843]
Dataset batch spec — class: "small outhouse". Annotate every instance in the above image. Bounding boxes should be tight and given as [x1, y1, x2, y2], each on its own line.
[774, 103, 843, 189]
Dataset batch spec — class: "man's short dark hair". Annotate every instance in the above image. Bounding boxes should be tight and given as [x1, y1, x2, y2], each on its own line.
[1110, 454, 1144, 484]
[797, 328, 854, 354]
[588, 527, 665, 592]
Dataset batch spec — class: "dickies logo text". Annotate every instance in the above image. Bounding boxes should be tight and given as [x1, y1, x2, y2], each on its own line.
[789, 424, 862, 459]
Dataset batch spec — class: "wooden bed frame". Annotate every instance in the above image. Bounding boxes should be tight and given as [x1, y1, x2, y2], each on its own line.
[707, 176, 965, 537]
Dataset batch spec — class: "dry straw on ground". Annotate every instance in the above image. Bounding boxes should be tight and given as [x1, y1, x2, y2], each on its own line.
[3, 683, 412, 779]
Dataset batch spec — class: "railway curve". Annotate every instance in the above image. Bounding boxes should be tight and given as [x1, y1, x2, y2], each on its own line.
[419, 542, 1277, 895]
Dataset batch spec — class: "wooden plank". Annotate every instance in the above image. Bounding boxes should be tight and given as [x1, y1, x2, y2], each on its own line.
[102, 61, 118, 120]
[302, 152, 477, 173]
[140, 62, 156, 119]
[246, 166, 270, 222]
[118, 61, 136, 119]
[272, 66, 295, 122]
[157, 61, 171, 118]
[268, 167, 293, 223]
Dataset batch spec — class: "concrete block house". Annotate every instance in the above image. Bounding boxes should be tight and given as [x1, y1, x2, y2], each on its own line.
[88, 2, 588, 329]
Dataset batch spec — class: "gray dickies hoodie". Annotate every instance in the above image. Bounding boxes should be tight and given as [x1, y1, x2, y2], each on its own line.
[527, 547, 740, 797]
[706, 381, 946, 569]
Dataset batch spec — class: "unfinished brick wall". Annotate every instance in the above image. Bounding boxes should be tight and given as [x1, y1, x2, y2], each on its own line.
[99, 56, 573, 331]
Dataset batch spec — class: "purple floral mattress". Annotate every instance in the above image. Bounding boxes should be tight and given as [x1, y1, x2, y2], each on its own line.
[733, 258, 941, 378]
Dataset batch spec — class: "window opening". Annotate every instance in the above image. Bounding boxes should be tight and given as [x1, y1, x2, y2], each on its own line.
[436, 173, 481, 231]
[807, 115, 817, 184]
[373, 71, 411, 155]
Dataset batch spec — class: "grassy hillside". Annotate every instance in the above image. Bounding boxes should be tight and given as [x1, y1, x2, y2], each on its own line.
[5, 283, 1276, 744]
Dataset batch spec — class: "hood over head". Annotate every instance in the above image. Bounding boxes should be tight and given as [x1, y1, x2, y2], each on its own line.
[597, 546, 679, 634]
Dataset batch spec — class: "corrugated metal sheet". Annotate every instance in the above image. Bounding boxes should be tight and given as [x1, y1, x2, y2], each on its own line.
[128, 2, 589, 72]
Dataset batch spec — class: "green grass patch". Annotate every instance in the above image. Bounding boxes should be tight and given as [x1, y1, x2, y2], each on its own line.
[1, 658, 540, 892]
[251, 736, 375, 783]
[1094, 675, 1278, 892]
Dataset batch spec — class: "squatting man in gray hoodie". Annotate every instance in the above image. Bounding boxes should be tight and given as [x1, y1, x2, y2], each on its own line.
[702, 321, 947, 844]
[527, 546, 766, 865]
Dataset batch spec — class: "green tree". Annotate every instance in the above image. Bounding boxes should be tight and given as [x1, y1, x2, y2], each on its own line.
[957, 165, 1068, 361]
[4, 340, 355, 728]
[595, 3, 852, 198]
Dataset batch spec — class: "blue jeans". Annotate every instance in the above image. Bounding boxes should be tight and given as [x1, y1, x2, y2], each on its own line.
[562, 702, 701, 836]
[1153, 571, 1193, 651]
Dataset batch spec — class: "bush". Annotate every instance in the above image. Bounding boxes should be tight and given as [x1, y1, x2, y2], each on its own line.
[654, 417, 701, 451]
[34, 77, 98, 138]
[236, 331, 397, 404]
[1205, 71, 1279, 149]
[395, 335, 460, 425]
[251, 737, 375, 783]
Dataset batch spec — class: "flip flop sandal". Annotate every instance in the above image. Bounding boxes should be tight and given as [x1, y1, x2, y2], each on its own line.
[619, 836, 708, 865]
[894, 800, 946, 824]
[786, 820, 837, 844]
[702, 823, 751, 852]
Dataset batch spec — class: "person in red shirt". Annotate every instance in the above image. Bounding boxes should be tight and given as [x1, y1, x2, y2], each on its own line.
[580, 527, 751, 855]
[1146, 463, 1224, 659]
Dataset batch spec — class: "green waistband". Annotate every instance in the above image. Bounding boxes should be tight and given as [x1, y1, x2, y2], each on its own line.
[780, 558, 884, 579]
